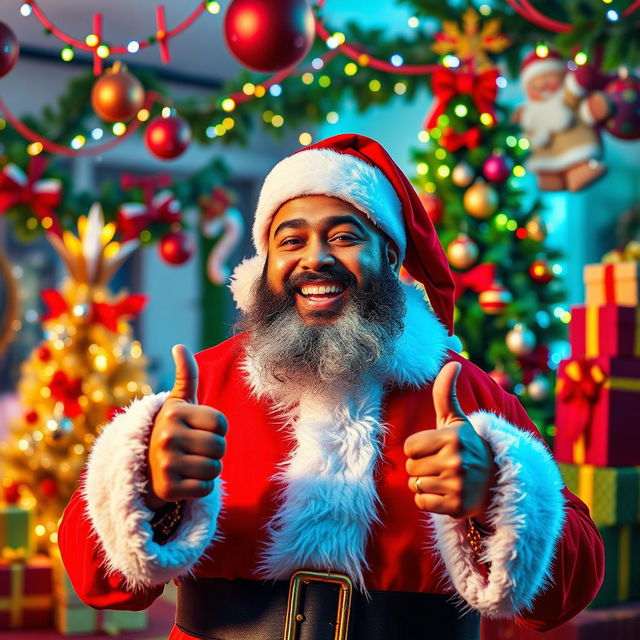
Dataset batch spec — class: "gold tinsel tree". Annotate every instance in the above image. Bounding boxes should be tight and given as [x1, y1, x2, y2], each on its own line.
[0, 204, 152, 550]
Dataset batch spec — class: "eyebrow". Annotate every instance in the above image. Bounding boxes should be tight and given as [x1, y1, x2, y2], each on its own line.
[273, 214, 368, 238]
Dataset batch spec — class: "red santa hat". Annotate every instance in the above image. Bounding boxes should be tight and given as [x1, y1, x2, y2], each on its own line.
[230, 133, 456, 335]
[520, 47, 566, 87]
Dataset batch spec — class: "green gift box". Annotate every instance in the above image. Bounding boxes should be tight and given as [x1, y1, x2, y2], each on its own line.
[559, 463, 640, 527]
[54, 602, 98, 635]
[0, 504, 36, 561]
[590, 524, 640, 608]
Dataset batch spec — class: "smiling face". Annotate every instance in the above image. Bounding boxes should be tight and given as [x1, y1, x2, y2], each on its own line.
[265, 195, 399, 324]
[526, 70, 564, 101]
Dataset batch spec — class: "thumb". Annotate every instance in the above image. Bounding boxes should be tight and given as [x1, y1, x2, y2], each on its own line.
[432, 361, 466, 427]
[169, 344, 199, 404]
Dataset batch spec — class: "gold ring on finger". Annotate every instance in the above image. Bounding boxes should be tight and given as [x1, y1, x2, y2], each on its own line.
[415, 477, 424, 495]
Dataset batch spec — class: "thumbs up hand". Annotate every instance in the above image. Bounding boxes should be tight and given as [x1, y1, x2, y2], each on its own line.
[404, 362, 497, 526]
[145, 345, 227, 510]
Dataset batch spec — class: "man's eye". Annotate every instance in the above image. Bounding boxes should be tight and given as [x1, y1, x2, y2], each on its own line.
[280, 238, 302, 246]
[332, 234, 358, 242]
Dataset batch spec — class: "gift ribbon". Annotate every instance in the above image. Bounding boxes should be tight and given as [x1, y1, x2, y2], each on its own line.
[424, 67, 498, 131]
[604, 263, 616, 304]
[439, 126, 482, 152]
[117, 190, 181, 241]
[578, 465, 595, 519]
[0, 157, 63, 236]
[48, 371, 83, 418]
[451, 263, 496, 300]
[1, 547, 29, 563]
[0, 563, 53, 627]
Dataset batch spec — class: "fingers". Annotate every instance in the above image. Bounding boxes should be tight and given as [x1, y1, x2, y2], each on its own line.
[170, 344, 199, 403]
[432, 361, 465, 427]
[407, 475, 445, 496]
[165, 478, 217, 501]
[174, 455, 222, 481]
[404, 428, 450, 459]
[182, 430, 226, 459]
[165, 403, 228, 436]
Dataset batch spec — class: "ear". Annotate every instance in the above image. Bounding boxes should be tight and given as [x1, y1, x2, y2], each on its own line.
[385, 240, 400, 274]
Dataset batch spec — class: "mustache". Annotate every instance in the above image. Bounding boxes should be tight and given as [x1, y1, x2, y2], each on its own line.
[285, 267, 357, 293]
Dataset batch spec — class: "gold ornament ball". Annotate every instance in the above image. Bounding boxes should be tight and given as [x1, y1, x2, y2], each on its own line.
[452, 162, 475, 188]
[505, 324, 536, 356]
[525, 215, 547, 242]
[478, 282, 512, 314]
[463, 179, 499, 219]
[527, 376, 550, 401]
[91, 62, 145, 123]
[446, 233, 479, 269]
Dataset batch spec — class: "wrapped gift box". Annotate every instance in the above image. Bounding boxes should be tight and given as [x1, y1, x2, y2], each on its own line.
[54, 602, 147, 636]
[554, 356, 640, 466]
[584, 261, 640, 307]
[569, 305, 640, 359]
[0, 502, 36, 561]
[590, 524, 640, 608]
[559, 463, 640, 527]
[0, 554, 53, 629]
[481, 600, 640, 640]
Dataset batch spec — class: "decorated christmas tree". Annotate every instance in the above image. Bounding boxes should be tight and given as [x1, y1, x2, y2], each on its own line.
[0, 204, 150, 550]
[409, 8, 567, 436]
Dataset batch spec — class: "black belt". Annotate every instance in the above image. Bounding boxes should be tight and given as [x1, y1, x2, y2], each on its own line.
[176, 572, 480, 640]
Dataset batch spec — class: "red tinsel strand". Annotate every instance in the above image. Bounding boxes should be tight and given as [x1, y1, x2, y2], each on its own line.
[92, 12, 103, 75]
[623, 0, 640, 16]
[0, 91, 161, 157]
[504, 0, 571, 33]
[24, 0, 208, 57]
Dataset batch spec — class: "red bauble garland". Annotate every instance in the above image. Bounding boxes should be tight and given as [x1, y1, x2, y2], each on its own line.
[158, 230, 195, 265]
[144, 115, 192, 160]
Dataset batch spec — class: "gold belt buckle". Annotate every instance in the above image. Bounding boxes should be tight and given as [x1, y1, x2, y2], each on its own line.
[283, 570, 353, 640]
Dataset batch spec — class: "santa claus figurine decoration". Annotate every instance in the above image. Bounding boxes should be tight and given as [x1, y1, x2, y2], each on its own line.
[514, 47, 610, 192]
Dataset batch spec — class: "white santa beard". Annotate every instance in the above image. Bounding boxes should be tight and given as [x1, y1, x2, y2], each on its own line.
[521, 88, 575, 149]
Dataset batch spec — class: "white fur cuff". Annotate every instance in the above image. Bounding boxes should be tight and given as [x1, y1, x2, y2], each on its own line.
[430, 411, 565, 617]
[83, 392, 223, 590]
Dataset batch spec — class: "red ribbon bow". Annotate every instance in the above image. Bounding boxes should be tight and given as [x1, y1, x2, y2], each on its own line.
[0, 157, 63, 236]
[48, 371, 83, 418]
[41, 290, 147, 331]
[557, 358, 607, 441]
[451, 263, 496, 300]
[117, 190, 181, 241]
[424, 68, 498, 131]
[440, 126, 482, 152]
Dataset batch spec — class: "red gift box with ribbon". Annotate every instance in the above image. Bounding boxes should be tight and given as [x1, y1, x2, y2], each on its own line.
[554, 356, 640, 467]
[0, 555, 53, 629]
[569, 305, 640, 359]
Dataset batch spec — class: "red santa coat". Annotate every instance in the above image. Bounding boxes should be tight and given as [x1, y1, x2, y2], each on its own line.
[59, 320, 604, 633]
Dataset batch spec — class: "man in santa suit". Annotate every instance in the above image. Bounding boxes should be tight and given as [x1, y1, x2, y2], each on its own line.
[59, 134, 603, 640]
[514, 48, 610, 192]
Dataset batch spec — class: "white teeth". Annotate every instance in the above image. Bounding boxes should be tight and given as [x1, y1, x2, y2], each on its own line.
[300, 284, 344, 296]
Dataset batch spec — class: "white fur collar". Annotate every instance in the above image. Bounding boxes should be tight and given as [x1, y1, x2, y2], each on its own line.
[239, 283, 451, 588]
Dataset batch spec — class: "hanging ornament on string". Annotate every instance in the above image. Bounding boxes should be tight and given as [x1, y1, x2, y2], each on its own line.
[224, 0, 315, 72]
[145, 114, 192, 160]
[506, 323, 536, 356]
[478, 281, 512, 314]
[463, 179, 499, 218]
[525, 215, 547, 242]
[482, 152, 512, 183]
[603, 73, 640, 140]
[0, 21, 19, 78]
[452, 161, 475, 188]
[488, 368, 512, 391]
[527, 374, 550, 401]
[158, 229, 195, 265]
[529, 259, 554, 284]
[446, 233, 479, 270]
[91, 61, 145, 122]
[419, 192, 444, 224]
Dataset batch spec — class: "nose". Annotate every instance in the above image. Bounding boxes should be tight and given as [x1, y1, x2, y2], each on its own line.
[299, 238, 336, 270]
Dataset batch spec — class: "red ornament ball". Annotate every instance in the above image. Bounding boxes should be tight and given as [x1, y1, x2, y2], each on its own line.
[446, 233, 479, 270]
[478, 282, 512, 314]
[37, 345, 52, 362]
[603, 76, 640, 140]
[145, 115, 191, 160]
[3, 482, 21, 505]
[24, 410, 38, 424]
[529, 259, 554, 284]
[488, 369, 512, 391]
[159, 231, 195, 265]
[0, 21, 19, 78]
[224, 0, 315, 72]
[419, 192, 444, 224]
[91, 62, 145, 122]
[482, 153, 512, 183]
[40, 477, 58, 499]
